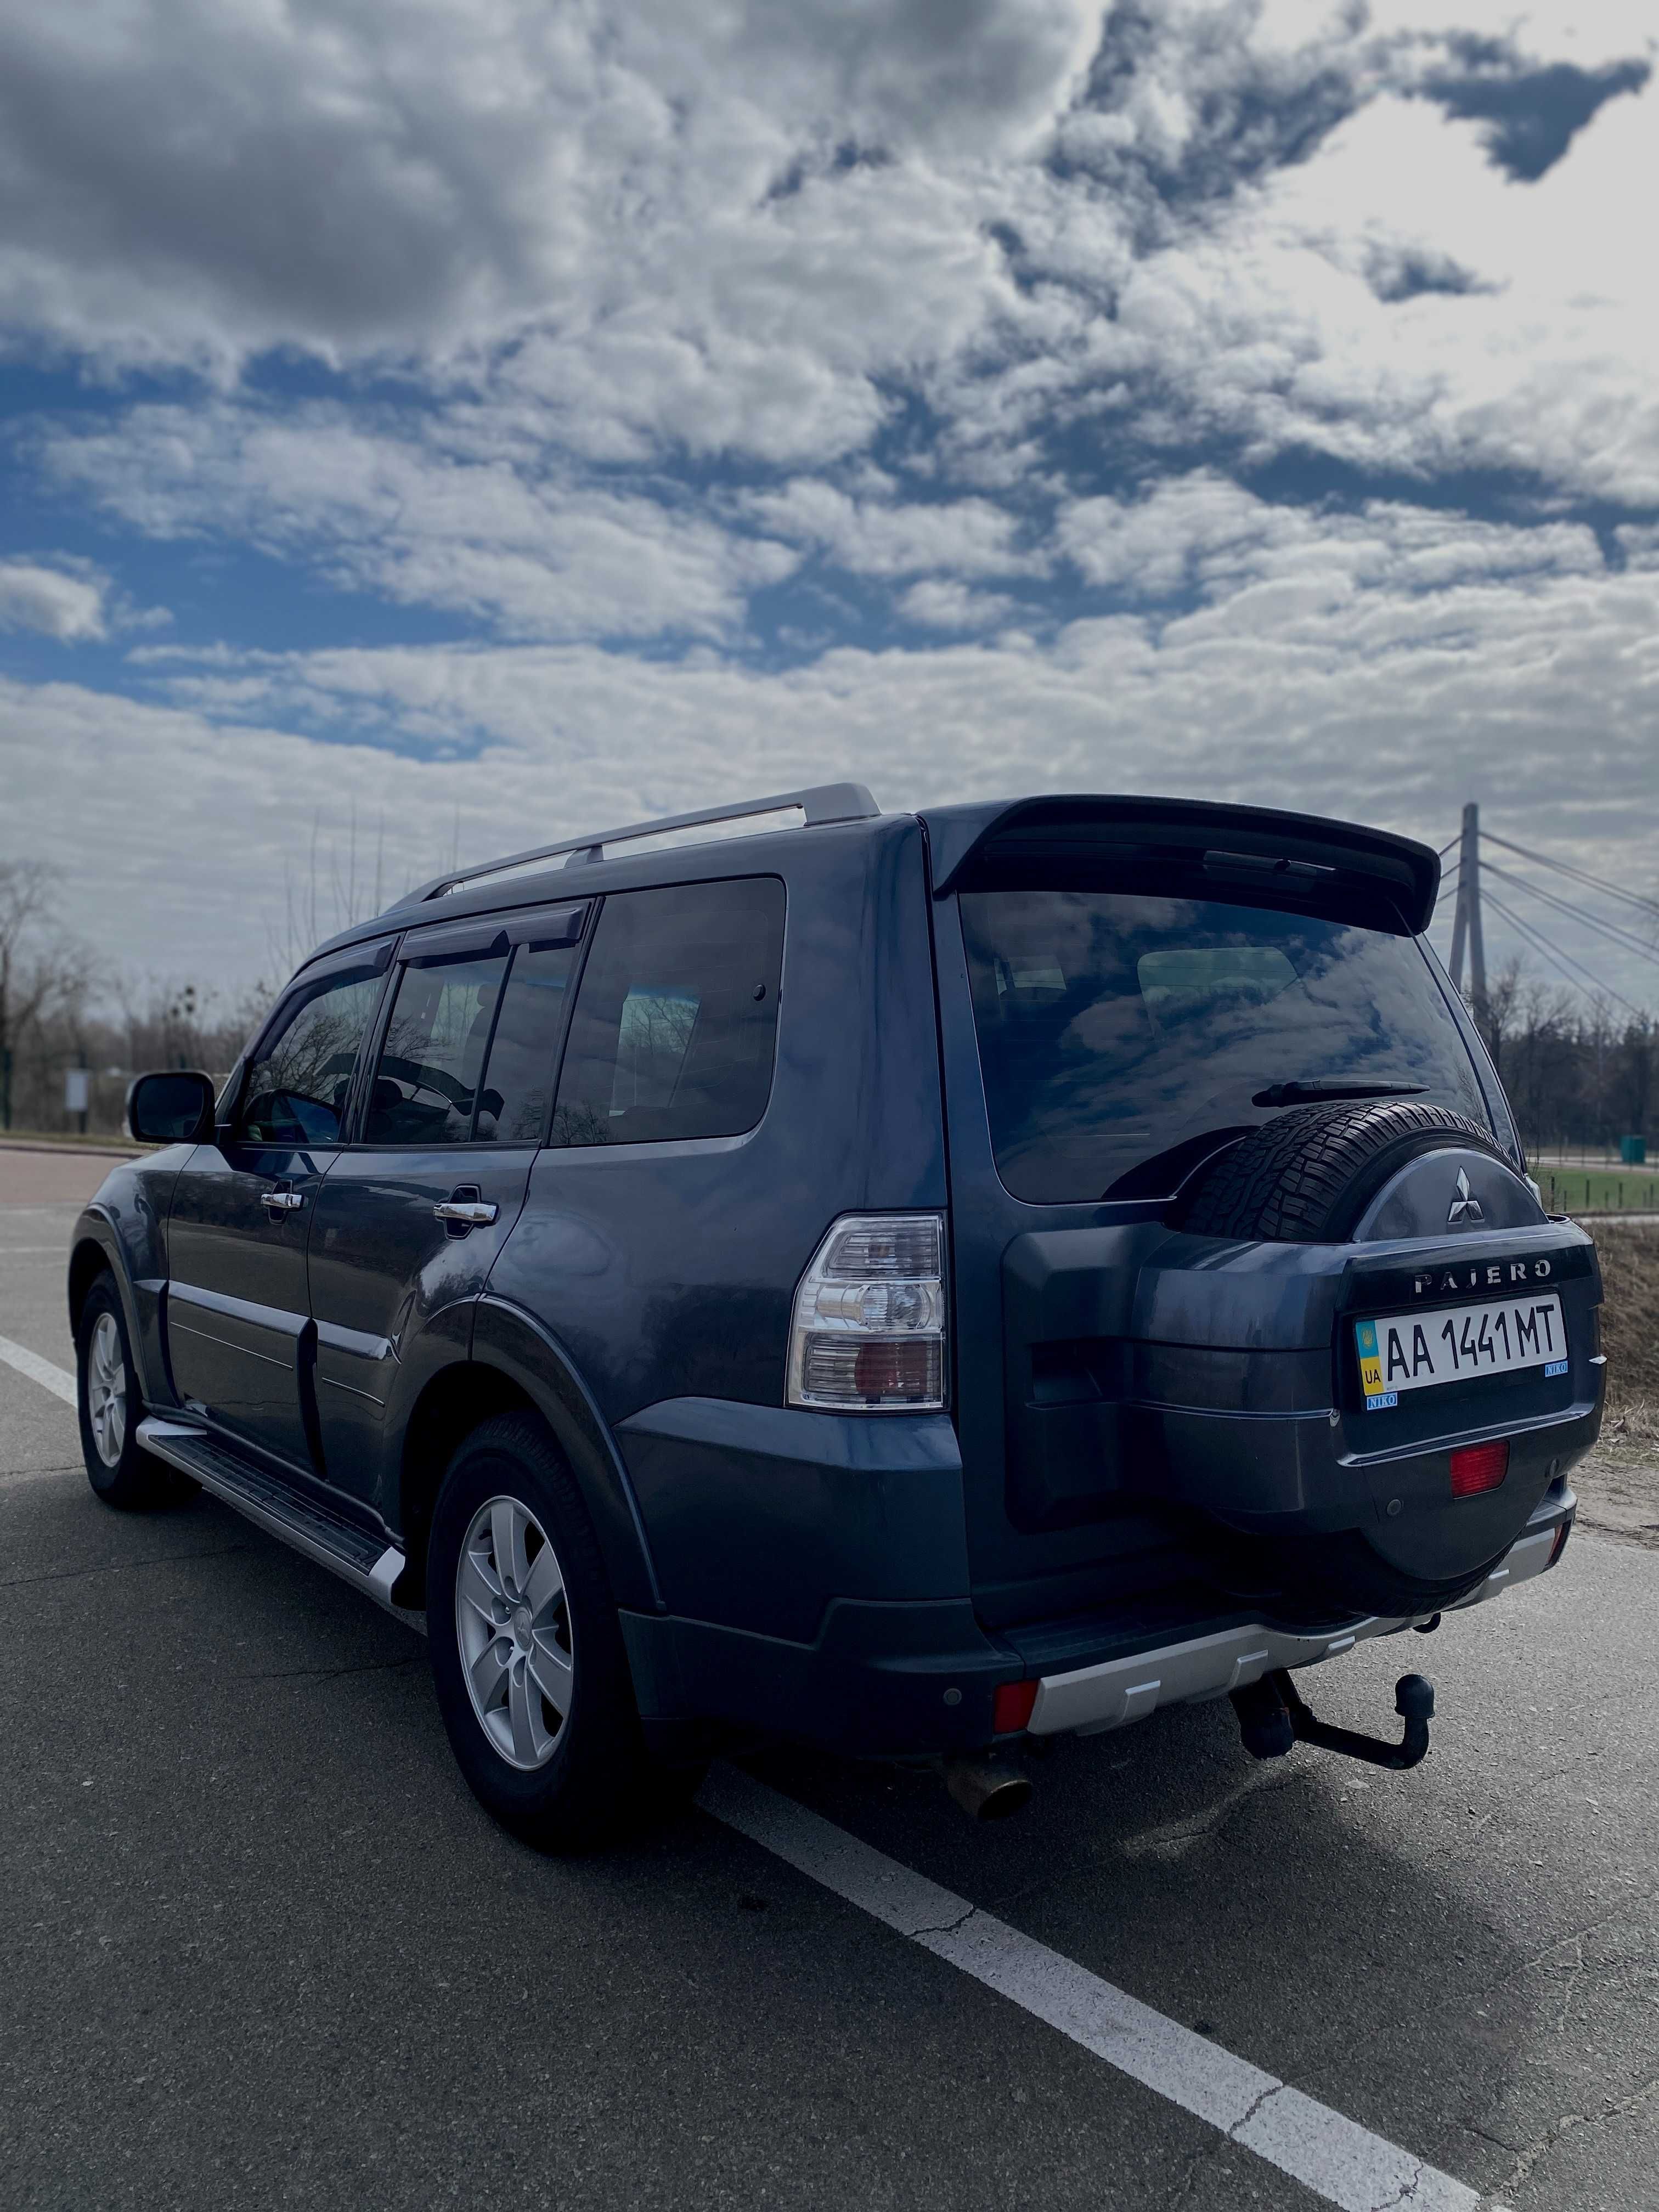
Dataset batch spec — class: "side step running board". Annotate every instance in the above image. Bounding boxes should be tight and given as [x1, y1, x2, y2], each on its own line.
[138, 1417, 421, 1623]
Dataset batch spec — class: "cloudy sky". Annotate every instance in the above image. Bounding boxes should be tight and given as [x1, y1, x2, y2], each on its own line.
[2, 0, 1656, 1003]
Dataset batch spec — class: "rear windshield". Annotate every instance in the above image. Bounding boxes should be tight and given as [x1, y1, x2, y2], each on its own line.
[958, 890, 1487, 1204]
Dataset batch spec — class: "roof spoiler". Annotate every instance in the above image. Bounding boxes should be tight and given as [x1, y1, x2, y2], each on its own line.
[922, 794, 1441, 934]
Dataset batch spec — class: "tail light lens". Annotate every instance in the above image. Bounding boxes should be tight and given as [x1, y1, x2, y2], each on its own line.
[787, 1213, 947, 1411]
[1450, 1440, 1509, 1497]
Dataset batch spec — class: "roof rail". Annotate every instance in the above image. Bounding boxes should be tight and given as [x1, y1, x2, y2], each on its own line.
[392, 782, 881, 909]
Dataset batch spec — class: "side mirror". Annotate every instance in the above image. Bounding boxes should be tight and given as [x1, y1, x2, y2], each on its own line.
[127, 1070, 218, 1146]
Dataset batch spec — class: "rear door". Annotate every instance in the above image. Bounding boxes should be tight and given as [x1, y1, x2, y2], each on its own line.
[164, 952, 391, 1469]
[304, 901, 590, 1508]
[927, 815, 1498, 1619]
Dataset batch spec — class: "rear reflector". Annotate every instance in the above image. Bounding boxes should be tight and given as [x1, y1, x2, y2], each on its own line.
[1449, 1440, 1509, 1497]
[993, 1680, 1039, 1734]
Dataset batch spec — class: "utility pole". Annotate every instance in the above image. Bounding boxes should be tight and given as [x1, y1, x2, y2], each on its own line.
[1448, 800, 1487, 1031]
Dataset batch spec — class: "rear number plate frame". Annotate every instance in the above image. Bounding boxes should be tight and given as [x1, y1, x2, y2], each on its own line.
[1356, 1294, 1567, 1412]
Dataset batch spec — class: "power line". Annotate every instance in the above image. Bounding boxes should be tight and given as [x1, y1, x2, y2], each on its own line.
[1482, 830, 1659, 925]
[1482, 860, 1659, 968]
[1482, 891, 1645, 1016]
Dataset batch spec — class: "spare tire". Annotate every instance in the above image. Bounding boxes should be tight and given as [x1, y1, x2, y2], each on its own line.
[1176, 1097, 1547, 1618]
[1179, 1098, 1511, 1244]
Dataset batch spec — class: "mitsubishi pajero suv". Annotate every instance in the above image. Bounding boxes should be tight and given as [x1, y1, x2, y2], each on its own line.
[70, 788, 1599, 1844]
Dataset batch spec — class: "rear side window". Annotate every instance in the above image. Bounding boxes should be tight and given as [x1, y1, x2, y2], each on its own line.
[238, 968, 385, 1146]
[959, 890, 1488, 1204]
[365, 953, 509, 1145]
[550, 878, 785, 1146]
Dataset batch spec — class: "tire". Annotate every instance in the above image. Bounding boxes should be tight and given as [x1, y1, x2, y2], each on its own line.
[427, 1412, 692, 1853]
[1180, 1099, 1509, 1243]
[1179, 1100, 1523, 1617]
[76, 1273, 196, 1509]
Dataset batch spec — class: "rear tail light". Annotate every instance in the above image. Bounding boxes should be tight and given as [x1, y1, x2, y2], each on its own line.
[992, 1679, 1038, 1734]
[787, 1213, 947, 1411]
[1449, 1440, 1509, 1497]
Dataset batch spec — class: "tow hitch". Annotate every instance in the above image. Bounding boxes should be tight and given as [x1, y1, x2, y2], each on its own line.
[1231, 1669, 1435, 1771]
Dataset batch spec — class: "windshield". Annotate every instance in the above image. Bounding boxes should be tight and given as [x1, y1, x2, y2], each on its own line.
[958, 889, 1487, 1204]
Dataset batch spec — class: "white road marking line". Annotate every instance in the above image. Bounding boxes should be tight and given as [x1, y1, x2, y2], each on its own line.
[699, 1764, 1505, 2212]
[0, 1335, 77, 1407]
[0, 1245, 72, 1254]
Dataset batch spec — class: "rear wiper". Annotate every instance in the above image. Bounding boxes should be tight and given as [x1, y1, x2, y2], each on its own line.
[1252, 1079, 1427, 1108]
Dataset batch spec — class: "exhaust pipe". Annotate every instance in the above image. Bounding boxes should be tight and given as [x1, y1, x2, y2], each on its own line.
[943, 1754, 1032, 1822]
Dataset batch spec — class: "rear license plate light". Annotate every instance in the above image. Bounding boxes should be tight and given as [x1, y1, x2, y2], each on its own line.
[1449, 1440, 1509, 1497]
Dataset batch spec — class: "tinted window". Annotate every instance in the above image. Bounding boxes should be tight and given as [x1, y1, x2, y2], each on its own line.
[959, 890, 1487, 1204]
[364, 953, 509, 1146]
[476, 941, 580, 1143]
[551, 879, 785, 1146]
[238, 970, 385, 1146]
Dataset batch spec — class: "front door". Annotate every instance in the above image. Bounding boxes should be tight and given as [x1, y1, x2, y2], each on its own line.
[306, 902, 590, 1508]
[164, 954, 390, 1470]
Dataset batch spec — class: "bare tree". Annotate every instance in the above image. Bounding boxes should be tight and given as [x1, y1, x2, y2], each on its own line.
[0, 861, 99, 1129]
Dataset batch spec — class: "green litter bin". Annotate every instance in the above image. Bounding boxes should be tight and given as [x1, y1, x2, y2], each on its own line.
[1620, 1134, 1647, 1165]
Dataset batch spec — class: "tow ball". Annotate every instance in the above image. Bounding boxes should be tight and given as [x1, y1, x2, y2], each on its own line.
[1230, 1668, 1435, 1771]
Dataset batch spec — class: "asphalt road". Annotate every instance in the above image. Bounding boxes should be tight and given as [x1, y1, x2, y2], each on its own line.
[3, 1170, 1658, 2211]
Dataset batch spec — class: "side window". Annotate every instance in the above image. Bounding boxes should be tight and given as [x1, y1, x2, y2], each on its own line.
[550, 878, 785, 1147]
[475, 941, 581, 1143]
[363, 952, 510, 1146]
[236, 970, 385, 1146]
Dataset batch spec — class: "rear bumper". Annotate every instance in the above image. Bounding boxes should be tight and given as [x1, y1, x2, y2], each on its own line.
[620, 1486, 1574, 1759]
[1029, 1511, 1564, 1738]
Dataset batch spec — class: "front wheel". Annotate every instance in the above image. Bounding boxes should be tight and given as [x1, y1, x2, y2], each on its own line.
[76, 1274, 195, 1510]
[427, 1413, 690, 1852]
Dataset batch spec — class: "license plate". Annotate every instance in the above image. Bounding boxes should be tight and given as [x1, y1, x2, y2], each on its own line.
[1355, 1294, 1567, 1411]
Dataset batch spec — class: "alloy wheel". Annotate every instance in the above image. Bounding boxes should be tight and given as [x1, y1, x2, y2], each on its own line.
[455, 1494, 574, 1770]
[86, 1311, 127, 1468]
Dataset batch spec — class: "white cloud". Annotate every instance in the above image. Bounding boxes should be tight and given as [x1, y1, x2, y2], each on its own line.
[5, 0, 1655, 507]
[0, 560, 108, 641]
[41, 406, 799, 642]
[0, 0, 1097, 466]
[7, 494, 1656, 998]
[737, 479, 1043, 580]
[896, 579, 1018, 629]
[1058, 473, 1605, 600]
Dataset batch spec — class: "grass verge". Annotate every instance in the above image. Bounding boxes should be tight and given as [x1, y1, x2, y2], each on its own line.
[1576, 1221, 1659, 1549]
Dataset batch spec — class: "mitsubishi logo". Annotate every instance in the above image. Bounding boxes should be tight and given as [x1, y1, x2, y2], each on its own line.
[1447, 1167, 1483, 1225]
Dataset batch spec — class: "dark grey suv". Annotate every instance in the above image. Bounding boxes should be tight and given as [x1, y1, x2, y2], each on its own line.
[70, 787, 1600, 1846]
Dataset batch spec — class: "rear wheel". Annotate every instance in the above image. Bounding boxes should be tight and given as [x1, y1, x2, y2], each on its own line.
[76, 1274, 195, 1509]
[427, 1412, 693, 1852]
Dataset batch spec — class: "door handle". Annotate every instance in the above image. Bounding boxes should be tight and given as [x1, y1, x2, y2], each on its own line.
[261, 1189, 304, 1216]
[433, 1199, 499, 1227]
